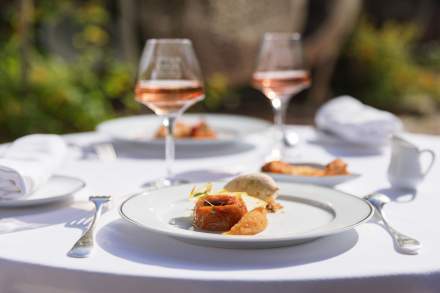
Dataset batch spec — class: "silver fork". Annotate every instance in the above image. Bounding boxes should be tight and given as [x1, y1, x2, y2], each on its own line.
[365, 193, 421, 255]
[67, 195, 111, 258]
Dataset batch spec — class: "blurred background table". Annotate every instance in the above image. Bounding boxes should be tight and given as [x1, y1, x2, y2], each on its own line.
[0, 126, 439, 293]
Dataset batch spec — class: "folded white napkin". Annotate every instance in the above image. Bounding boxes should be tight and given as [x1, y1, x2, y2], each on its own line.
[0, 134, 67, 199]
[315, 96, 403, 146]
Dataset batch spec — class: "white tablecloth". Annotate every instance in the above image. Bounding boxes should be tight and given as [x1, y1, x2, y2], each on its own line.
[0, 126, 439, 293]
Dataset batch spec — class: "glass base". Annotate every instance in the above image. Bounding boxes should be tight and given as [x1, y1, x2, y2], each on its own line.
[283, 130, 299, 147]
[267, 129, 301, 161]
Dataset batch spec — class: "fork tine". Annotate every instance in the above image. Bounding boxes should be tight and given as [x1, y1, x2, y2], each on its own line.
[106, 145, 117, 159]
[83, 217, 93, 226]
[94, 144, 117, 161]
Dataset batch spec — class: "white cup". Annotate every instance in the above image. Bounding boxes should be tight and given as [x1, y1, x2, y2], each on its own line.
[387, 135, 436, 190]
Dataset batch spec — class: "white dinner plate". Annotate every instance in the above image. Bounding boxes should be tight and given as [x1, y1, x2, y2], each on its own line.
[120, 182, 373, 249]
[264, 163, 361, 187]
[96, 114, 271, 147]
[0, 175, 86, 208]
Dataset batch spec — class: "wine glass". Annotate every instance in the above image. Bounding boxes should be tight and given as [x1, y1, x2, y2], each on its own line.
[252, 32, 310, 159]
[135, 39, 204, 187]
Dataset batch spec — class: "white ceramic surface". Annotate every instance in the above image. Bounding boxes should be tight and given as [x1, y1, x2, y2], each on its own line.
[388, 135, 436, 189]
[97, 114, 271, 147]
[120, 182, 373, 248]
[0, 175, 85, 207]
[264, 163, 361, 187]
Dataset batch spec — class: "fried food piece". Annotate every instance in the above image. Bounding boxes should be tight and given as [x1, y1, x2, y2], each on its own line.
[155, 122, 192, 139]
[261, 160, 292, 174]
[226, 207, 268, 235]
[323, 159, 349, 176]
[224, 173, 279, 203]
[261, 159, 350, 176]
[262, 161, 324, 176]
[193, 195, 247, 231]
[190, 121, 217, 139]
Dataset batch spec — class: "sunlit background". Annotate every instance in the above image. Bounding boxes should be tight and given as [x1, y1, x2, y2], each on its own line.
[0, 0, 439, 142]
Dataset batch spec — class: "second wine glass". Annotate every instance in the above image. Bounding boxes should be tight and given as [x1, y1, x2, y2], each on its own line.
[252, 32, 310, 159]
[135, 39, 204, 187]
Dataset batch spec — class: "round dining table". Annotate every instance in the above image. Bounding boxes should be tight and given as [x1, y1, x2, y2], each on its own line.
[0, 125, 439, 293]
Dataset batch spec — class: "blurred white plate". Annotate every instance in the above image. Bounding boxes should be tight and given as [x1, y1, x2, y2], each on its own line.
[97, 114, 271, 147]
[0, 175, 85, 207]
[120, 181, 372, 249]
[263, 163, 361, 187]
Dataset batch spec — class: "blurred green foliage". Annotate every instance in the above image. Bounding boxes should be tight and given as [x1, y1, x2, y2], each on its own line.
[0, 1, 138, 141]
[200, 73, 240, 111]
[335, 19, 440, 114]
[0, 1, 238, 141]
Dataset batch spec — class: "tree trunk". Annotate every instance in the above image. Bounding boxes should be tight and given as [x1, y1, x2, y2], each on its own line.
[305, 0, 362, 105]
[18, 0, 34, 96]
[118, 0, 138, 65]
[290, 0, 308, 33]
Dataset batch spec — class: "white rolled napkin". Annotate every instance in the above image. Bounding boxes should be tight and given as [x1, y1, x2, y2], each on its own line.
[0, 134, 67, 199]
[315, 96, 403, 146]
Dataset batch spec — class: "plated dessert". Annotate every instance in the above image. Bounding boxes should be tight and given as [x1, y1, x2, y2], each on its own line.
[120, 178, 373, 248]
[155, 120, 216, 139]
[190, 173, 281, 236]
[262, 159, 350, 176]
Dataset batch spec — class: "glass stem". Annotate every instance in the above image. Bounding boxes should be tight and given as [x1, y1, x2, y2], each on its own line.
[271, 97, 288, 158]
[162, 115, 176, 179]
[271, 98, 288, 143]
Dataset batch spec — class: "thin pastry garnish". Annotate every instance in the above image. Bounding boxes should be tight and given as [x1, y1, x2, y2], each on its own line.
[188, 183, 267, 208]
[189, 183, 213, 199]
[189, 183, 250, 200]
[225, 207, 268, 236]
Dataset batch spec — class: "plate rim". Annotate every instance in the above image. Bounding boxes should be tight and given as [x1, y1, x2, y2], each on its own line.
[119, 182, 373, 244]
[0, 175, 86, 207]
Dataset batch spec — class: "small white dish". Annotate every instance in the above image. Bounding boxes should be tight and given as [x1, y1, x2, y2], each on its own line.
[119, 181, 372, 249]
[96, 114, 271, 147]
[0, 175, 86, 208]
[263, 163, 361, 187]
